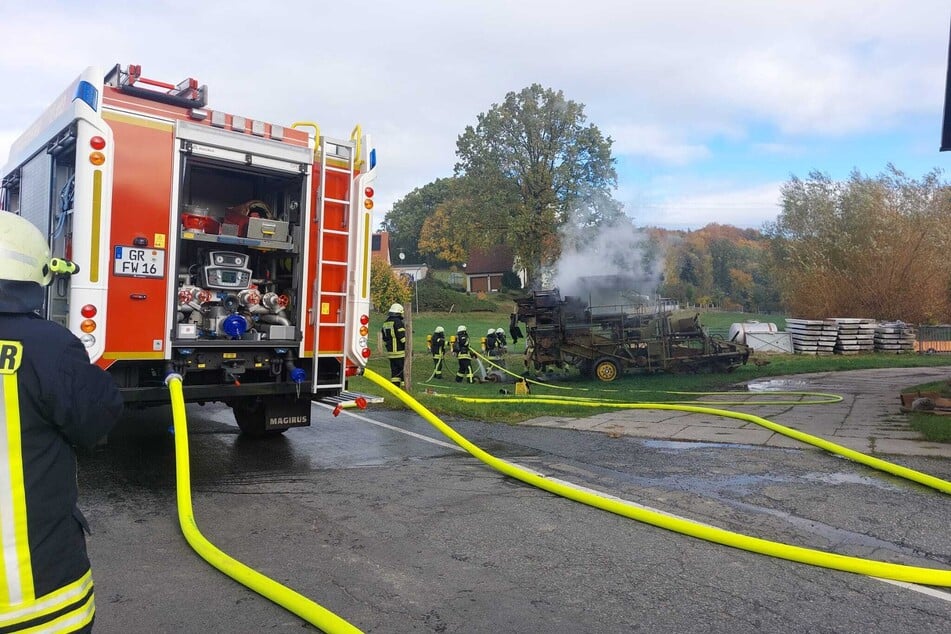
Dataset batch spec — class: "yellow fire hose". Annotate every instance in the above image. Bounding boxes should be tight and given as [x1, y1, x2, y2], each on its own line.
[467, 349, 842, 405]
[165, 374, 362, 634]
[361, 367, 951, 586]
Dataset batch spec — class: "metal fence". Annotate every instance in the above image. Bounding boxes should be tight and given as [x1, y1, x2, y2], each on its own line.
[916, 325, 951, 354]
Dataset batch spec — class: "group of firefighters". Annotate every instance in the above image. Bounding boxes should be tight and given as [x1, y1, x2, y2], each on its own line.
[380, 303, 510, 386]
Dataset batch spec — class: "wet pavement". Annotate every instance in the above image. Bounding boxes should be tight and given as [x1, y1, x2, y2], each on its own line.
[521, 367, 951, 458]
[75, 368, 951, 632]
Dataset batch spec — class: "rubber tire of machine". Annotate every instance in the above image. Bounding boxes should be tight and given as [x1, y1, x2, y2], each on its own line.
[230, 397, 288, 437]
[593, 357, 620, 382]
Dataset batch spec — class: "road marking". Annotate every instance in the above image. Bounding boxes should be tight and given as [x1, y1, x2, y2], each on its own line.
[331, 406, 951, 603]
[315, 404, 461, 451]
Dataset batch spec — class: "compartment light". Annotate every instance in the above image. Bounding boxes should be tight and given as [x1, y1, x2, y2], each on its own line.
[81, 304, 97, 318]
[90, 136, 106, 150]
[359, 325, 369, 336]
[79, 334, 96, 348]
[89, 151, 105, 166]
[359, 314, 369, 325]
[364, 186, 374, 198]
[363, 199, 374, 210]
[361, 347, 371, 358]
[80, 319, 96, 333]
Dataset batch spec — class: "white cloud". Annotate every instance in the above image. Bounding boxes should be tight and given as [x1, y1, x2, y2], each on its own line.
[627, 181, 785, 231]
[0, 0, 946, 228]
[606, 124, 710, 165]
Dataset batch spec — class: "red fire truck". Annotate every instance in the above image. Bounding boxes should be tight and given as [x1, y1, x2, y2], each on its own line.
[0, 64, 377, 435]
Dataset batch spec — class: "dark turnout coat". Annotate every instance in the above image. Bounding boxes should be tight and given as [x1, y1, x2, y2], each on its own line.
[0, 286, 123, 632]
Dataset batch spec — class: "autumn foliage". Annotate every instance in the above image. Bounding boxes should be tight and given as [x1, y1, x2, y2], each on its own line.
[369, 256, 411, 313]
[766, 167, 951, 322]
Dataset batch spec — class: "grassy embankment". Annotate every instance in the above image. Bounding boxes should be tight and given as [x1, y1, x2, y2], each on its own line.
[349, 302, 951, 441]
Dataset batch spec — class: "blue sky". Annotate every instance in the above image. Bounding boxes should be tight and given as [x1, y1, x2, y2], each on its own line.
[0, 0, 948, 231]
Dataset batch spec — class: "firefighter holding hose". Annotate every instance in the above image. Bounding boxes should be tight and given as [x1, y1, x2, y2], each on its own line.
[428, 326, 447, 379]
[0, 211, 124, 632]
[453, 325, 475, 383]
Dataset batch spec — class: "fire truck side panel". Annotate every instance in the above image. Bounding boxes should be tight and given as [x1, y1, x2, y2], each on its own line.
[101, 112, 175, 360]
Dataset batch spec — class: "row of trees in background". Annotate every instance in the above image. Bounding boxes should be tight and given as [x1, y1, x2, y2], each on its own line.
[381, 84, 951, 322]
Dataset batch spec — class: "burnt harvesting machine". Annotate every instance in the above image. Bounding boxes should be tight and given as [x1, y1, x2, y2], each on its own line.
[513, 288, 750, 382]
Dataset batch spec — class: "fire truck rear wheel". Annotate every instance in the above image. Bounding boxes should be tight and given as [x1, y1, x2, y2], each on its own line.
[231, 397, 287, 437]
[594, 358, 620, 382]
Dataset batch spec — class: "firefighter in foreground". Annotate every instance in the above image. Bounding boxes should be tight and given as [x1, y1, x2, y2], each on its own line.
[453, 325, 475, 383]
[381, 303, 407, 388]
[428, 326, 447, 379]
[0, 211, 123, 633]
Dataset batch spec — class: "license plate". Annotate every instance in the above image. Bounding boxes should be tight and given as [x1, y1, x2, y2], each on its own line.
[113, 246, 165, 278]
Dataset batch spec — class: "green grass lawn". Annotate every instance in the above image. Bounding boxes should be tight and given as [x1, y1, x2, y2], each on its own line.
[350, 307, 951, 443]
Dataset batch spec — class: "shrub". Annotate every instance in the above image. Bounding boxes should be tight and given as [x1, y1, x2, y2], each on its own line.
[370, 257, 411, 312]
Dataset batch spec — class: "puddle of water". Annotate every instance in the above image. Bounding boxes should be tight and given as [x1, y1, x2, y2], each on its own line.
[746, 379, 810, 392]
[802, 471, 903, 491]
[644, 439, 767, 451]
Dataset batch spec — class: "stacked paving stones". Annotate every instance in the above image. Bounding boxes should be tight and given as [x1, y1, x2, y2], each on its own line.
[874, 321, 916, 353]
[785, 318, 838, 354]
[832, 318, 876, 354]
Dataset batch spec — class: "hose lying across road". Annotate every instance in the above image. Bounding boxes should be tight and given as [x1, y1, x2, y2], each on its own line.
[163, 365, 951, 634]
[362, 367, 951, 586]
[165, 374, 363, 634]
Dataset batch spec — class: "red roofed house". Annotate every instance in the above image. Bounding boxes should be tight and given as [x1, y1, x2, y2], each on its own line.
[371, 231, 391, 264]
[465, 246, 515, 293]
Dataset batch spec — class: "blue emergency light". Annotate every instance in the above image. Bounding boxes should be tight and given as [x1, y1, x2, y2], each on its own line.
[74, 81, 99, 112]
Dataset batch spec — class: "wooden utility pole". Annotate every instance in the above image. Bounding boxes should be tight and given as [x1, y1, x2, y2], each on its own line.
[404, 300, 413, 392]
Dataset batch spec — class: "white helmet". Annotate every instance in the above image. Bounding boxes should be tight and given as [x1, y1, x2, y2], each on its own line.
[457, 325, 467, 333]
[435, 326, 444, 333]
[388, 303, 404, 315]
[487, 328, 495, 335]
[0, 211, 51, 286]
[496, 328, 505, 334]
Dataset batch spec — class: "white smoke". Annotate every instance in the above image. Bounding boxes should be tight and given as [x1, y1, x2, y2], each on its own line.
[552, 216, 666, 302]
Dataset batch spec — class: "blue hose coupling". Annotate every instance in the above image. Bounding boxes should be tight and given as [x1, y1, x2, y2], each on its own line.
[289, 367, 306, 384]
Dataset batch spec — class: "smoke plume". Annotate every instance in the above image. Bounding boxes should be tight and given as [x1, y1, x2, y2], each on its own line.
[552, 216, 665, 302]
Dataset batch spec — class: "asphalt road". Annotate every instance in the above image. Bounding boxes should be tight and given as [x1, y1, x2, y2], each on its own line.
[78, 397, 951, 633]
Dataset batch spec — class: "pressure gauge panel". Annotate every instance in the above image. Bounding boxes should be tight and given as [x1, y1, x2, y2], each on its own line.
[201, 250, 252, 290]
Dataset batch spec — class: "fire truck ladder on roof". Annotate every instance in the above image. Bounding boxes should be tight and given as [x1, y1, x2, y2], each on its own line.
[312, 136, 357, 393]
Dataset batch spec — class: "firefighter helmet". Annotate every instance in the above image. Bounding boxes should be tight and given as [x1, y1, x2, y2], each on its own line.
[457, 325, 467, 333]
[487, 328, 495, 335]
[0, 211, 52, 286]
[435, 326, 444, 333]
[496, 328, 505, 335]
[388, 303, 404, 315]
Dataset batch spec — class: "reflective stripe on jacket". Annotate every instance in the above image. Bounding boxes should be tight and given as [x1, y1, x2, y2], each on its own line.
[0, 313, 123, 632]
[381, 314, 406, 360]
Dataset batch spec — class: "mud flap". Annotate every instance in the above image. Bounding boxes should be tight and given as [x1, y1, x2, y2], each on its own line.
[264, 396, 312, 431]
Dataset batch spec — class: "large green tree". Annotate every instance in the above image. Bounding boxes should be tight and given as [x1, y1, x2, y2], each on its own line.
[381, 178, 457, 263]
[454, 84, 621, 287]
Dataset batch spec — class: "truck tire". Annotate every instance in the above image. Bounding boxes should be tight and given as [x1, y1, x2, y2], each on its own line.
[230, 398, 287, 437]
[593, 357, 620, 382]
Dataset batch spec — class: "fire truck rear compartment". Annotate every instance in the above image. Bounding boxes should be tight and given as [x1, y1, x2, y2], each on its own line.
[173, 157, 305, 347]
[159, 153, 321, 430]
